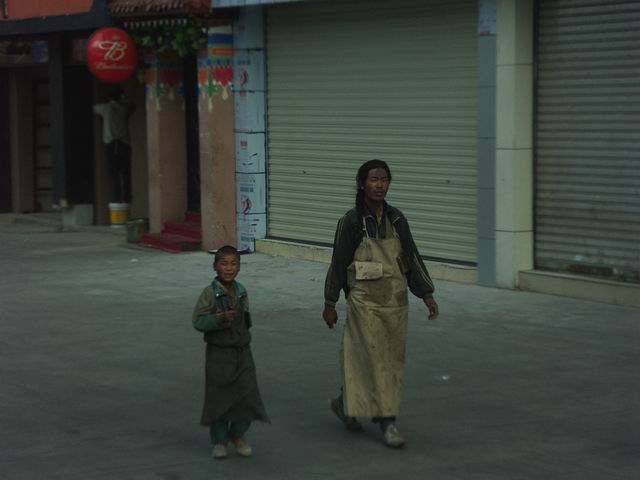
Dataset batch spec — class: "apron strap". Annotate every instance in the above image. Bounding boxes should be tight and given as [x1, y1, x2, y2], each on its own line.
[361, 216, 373, 261]
[385, 215, 400, 240]
[361, 216, 370, 238]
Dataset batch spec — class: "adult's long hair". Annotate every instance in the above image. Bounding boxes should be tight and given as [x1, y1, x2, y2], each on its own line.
[355, 159, 392, 216]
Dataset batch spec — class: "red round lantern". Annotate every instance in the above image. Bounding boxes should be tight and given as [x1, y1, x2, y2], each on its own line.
[86, 27, 138, 84]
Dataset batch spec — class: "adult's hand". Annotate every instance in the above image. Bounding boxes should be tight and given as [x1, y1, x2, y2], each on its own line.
[323, 305, 338, 329]
[424, 297, 439, 320]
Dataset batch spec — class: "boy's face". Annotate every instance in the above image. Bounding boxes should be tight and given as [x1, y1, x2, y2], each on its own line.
[214, 254, 240, 284]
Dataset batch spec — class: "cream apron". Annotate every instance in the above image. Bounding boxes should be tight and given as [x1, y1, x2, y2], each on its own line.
[342, 216, 409, 417]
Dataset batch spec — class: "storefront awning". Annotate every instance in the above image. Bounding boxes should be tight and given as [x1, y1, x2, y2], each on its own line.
[108, 0, 211, 18]
[0, 1, 110, 37]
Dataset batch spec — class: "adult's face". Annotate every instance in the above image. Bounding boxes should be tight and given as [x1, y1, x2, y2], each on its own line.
[362, 167, 390, 204]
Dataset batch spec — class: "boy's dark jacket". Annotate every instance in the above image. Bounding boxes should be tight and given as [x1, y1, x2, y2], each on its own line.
[192, 279, 252, 347]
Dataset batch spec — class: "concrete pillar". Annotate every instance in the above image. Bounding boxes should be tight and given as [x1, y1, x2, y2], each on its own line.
[145, 52, 188, 232]
[125, 80, 149, 220]
[9, 71, 34, 213]
[477, 0, 497, 286]
[495, 0, 534, 288]
[197, 27, 236, 250]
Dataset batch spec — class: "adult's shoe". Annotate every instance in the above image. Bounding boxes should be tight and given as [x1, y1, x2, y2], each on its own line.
[330, 397, 363, 432]
[383, 424, 406, 448]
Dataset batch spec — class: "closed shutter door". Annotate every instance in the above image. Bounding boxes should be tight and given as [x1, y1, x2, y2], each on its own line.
[266, 0, 478, 264]
[536, 1, 640, 282]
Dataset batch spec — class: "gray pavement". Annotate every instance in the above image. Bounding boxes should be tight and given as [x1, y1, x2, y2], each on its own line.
[1, 215, 639, 480]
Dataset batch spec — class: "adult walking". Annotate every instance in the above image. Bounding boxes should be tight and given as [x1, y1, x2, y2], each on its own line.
[323, 159, 439, 448]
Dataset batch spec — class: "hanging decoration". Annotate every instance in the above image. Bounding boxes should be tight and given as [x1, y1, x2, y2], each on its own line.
[145, 52, 183, 109]
[197, 27, 233, 110]
[86, 27, 138, 83]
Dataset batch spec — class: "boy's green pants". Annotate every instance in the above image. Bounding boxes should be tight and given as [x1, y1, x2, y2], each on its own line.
[209, 420, 251, 445]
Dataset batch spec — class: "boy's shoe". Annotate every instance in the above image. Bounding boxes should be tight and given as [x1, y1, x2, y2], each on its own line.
[329, 397, 363, 432]
[382, 424, 406, 449]
[212, 443, 228, 459]
[231, 436, 252, 457]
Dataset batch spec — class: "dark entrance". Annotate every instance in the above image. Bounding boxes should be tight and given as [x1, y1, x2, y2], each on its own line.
[183, 53, 200, 213]
[33, 76, 53, 212]
[63, 65, 94, 205]
[0, 71, 11, 212]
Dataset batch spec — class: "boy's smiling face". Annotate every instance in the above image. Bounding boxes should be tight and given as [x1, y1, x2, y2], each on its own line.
[214, 254, 240, 285]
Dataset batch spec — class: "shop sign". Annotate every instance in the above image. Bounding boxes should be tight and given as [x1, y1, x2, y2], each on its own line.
[236, 213, 266, 253]
[86, 27, 137, 83]
[236, 172, 266, 215]
[234, 91, 265, 133]
[478, 0, 497, 36]
[235, 133, 265, 174]
[0, 40, 48, 65]
[233, 51, 264, 92]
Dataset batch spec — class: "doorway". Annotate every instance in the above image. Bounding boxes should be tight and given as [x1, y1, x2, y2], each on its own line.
[64, 65, 94, 205]
[0, 71, 10, 212]
[183, 53, 200, 213]
[33, 77, 53, 212]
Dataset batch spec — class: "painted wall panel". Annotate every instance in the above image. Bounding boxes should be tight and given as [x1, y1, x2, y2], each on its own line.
[2, 0, 94, 20]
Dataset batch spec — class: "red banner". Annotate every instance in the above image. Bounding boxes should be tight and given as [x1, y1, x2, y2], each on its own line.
[86, 27, 137, 84]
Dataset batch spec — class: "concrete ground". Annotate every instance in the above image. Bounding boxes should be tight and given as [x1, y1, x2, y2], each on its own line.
[1, 215, 638, 480]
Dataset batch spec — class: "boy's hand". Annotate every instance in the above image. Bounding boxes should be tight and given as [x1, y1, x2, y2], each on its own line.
[219, 310, 236, 323]
[424, 297, 439, 320]
[323, 305, 338, 329]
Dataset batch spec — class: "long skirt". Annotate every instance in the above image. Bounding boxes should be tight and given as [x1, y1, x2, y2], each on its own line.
[200, 343, 269, 425]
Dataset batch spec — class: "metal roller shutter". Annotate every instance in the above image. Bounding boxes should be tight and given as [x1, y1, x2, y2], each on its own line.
[266, 0, 478, 263]
[536, 0, 640, 282]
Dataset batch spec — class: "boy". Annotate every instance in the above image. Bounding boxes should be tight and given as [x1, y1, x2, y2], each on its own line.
[192, 245, 269, 459]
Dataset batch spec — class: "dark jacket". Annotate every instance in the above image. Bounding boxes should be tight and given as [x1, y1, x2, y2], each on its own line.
[324, 202, 434, 306]
[192, 279, 251, 348]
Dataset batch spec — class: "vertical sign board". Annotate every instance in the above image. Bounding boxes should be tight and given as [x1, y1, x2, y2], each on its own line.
[233, 7, 267, 251]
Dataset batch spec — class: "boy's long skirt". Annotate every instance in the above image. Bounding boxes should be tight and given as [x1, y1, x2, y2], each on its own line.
[200, 343, 269, 425]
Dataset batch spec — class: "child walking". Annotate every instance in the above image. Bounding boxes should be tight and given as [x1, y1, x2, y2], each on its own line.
[192, 245, 269, 459]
